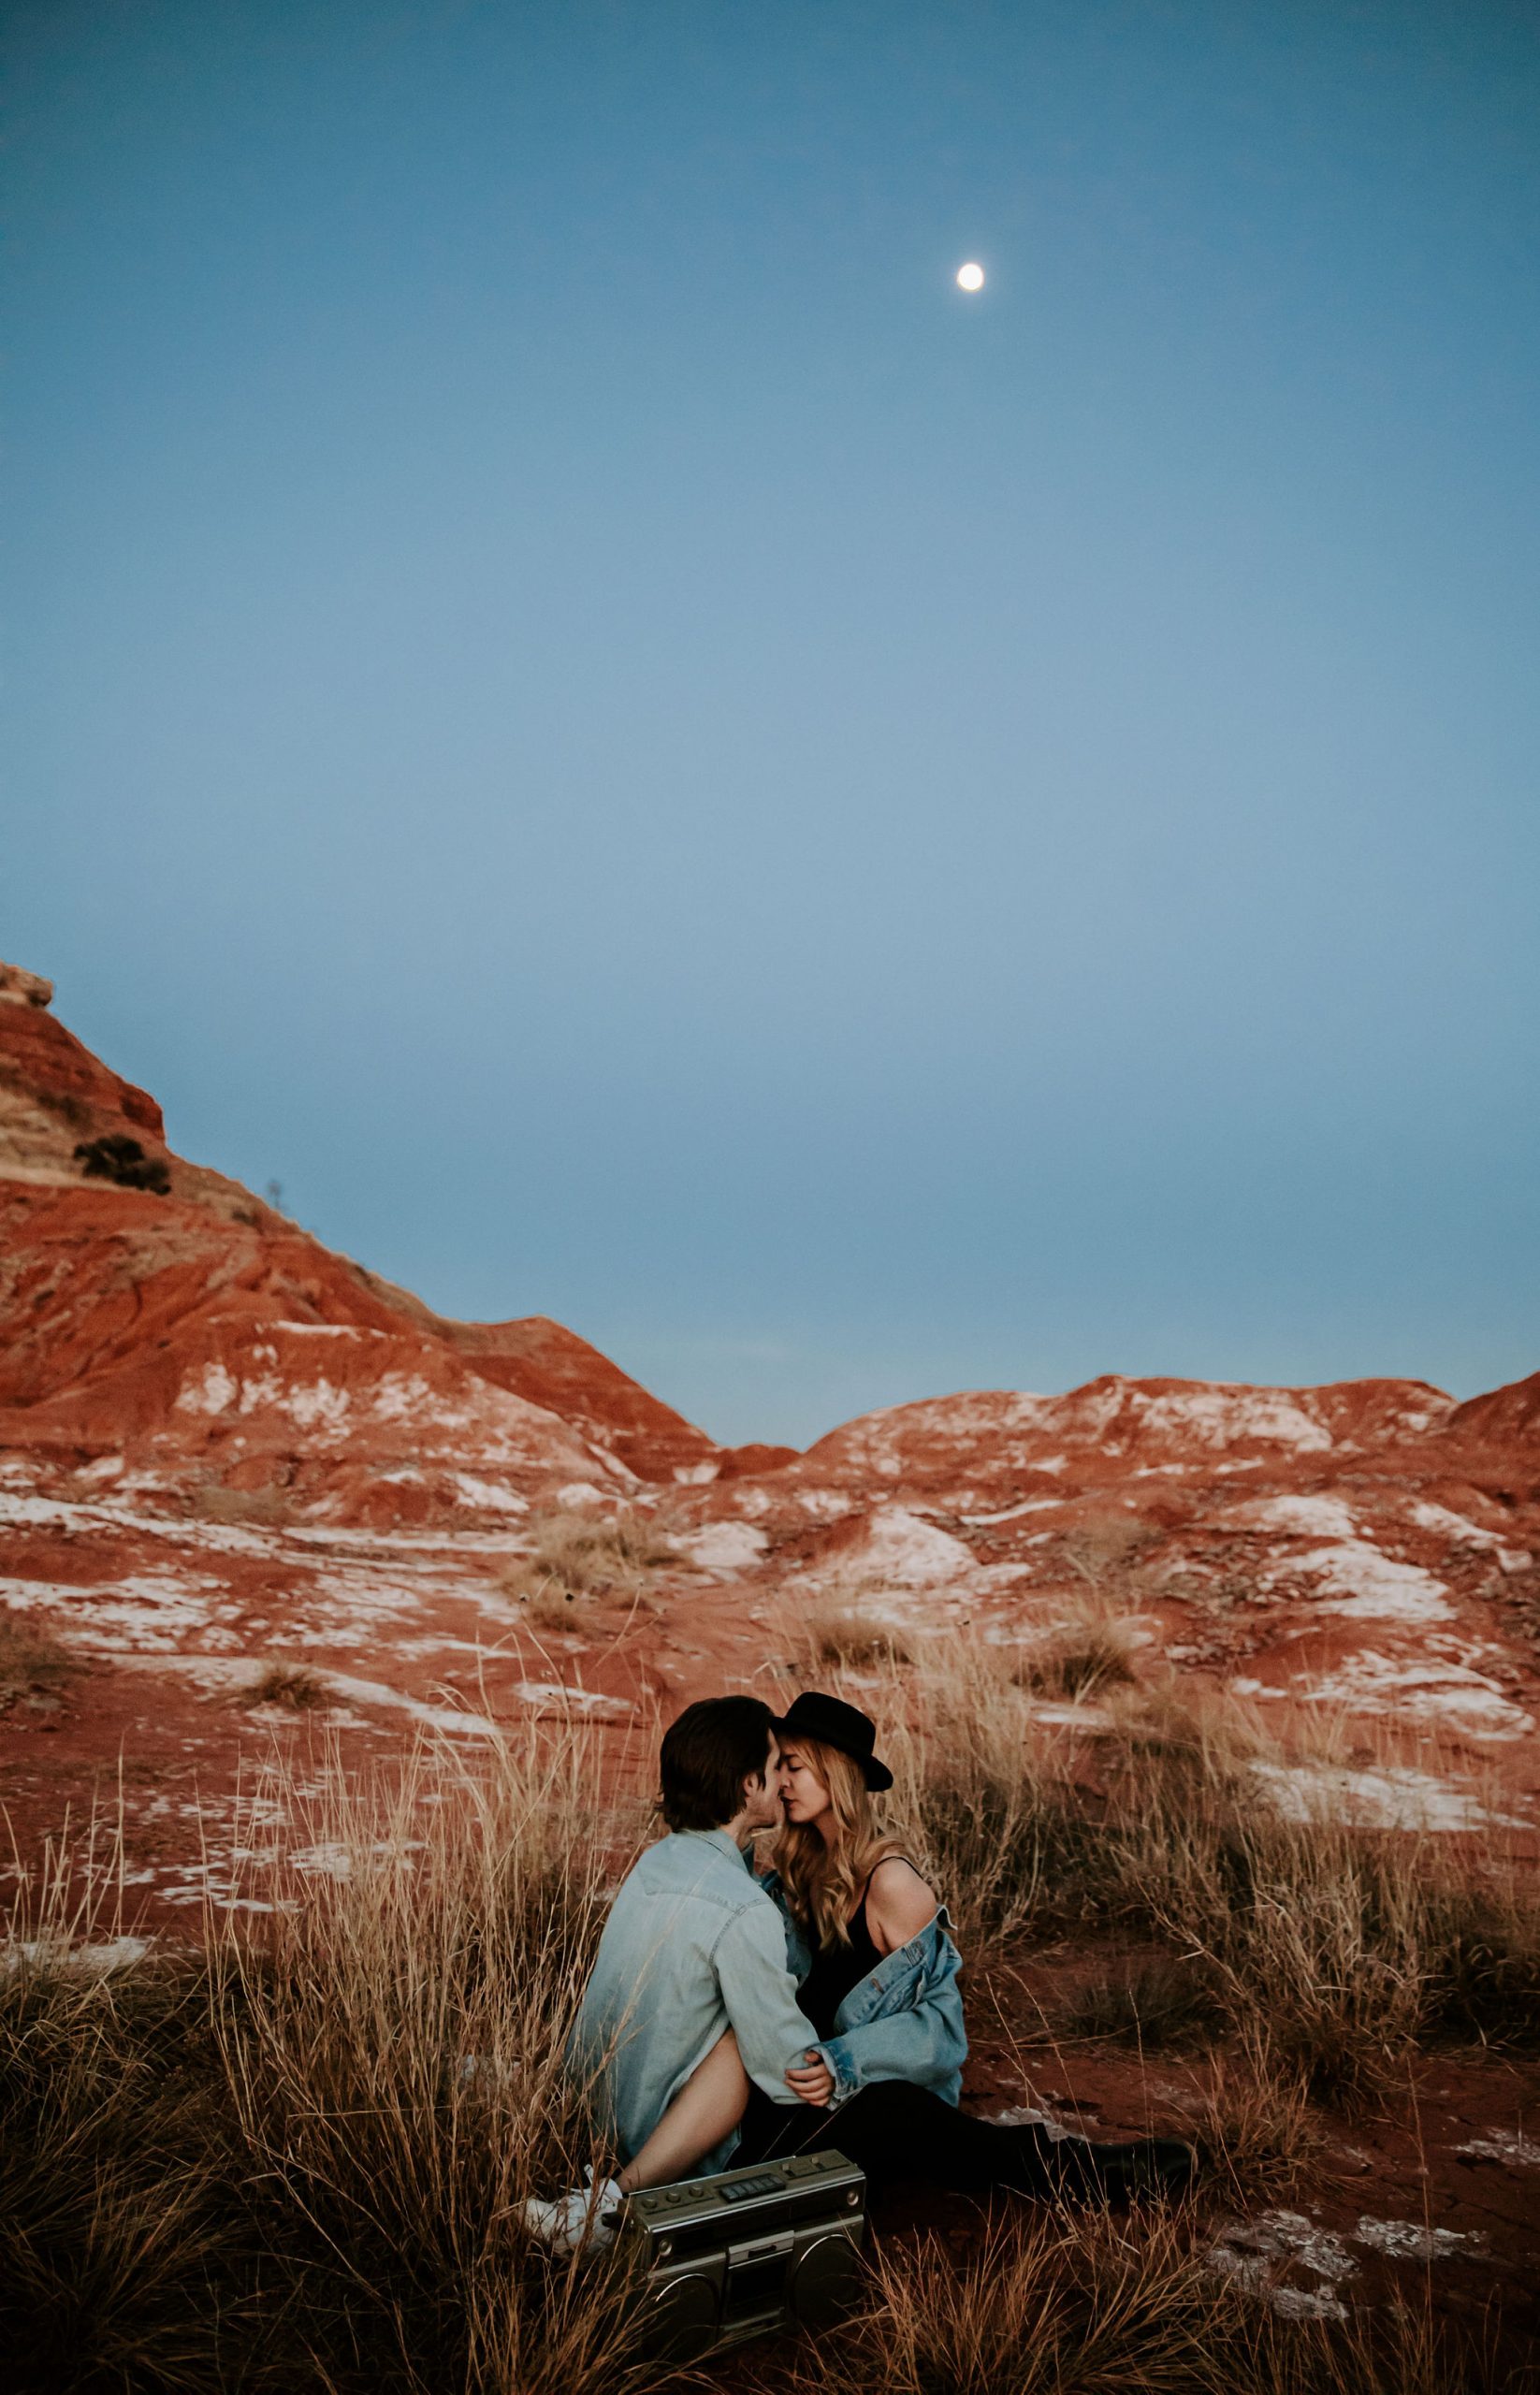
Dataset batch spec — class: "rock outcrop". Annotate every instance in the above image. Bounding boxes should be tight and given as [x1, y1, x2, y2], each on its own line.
[0, 967, 744, 1513]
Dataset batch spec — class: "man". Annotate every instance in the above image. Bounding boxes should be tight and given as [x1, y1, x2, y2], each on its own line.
[523, 1694, 829, 2251]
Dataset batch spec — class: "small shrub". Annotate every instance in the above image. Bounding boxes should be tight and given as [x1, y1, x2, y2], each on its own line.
[1021, 1587, 1143, 1699]
[72, 1134, 171, 1196]
[188, 1482, 291, 1527]
[1060, 1511, 1157, 1589]
[240, 1663, 328, 1711]
[1188, 2034, 1325, 2201]
[1055, 1952, 1225, 2051]
[783, 1586, 913, 1674]
[0, 1623, 80, 1718]
[499, 1507, 674, 1625]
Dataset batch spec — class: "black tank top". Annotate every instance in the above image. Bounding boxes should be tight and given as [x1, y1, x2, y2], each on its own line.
[798, 1866, 891, 2040]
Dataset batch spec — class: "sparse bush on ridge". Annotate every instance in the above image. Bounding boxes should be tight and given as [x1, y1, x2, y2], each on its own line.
[499, 1506, 676, 1626]
[72, 1132, 171, 1196]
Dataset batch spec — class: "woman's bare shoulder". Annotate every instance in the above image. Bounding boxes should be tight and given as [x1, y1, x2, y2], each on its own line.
[864, 1854, 939, 1952]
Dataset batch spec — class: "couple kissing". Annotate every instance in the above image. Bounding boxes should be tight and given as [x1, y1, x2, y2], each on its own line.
[525, 1690, 1195, 2249]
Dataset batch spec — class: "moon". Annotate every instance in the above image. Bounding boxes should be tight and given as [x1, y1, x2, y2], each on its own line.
[955, 261, 985, 292]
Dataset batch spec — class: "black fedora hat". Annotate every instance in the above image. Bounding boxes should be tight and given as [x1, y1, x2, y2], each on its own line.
[774, 1691, 893, 1793]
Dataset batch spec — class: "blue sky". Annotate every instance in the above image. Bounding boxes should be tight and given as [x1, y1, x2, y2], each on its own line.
[7, 0, 1537, 1444]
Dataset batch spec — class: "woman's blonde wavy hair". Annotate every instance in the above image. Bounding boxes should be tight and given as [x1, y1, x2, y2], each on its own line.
[771, 1735, 908, 1952]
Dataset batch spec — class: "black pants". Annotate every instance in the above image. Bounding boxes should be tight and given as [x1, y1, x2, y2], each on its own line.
[734, 2079, 1068, 2198]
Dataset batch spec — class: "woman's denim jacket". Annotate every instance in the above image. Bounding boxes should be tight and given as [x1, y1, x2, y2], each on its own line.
[758, 1868, 966, 2109]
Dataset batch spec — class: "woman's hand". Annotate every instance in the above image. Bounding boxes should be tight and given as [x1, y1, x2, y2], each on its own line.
[785, 2050, 835, 2107]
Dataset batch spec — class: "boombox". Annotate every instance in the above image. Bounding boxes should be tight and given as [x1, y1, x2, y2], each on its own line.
[617, 2148, 867, 2360]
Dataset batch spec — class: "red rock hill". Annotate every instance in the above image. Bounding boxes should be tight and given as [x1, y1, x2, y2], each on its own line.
[0, 966, 788, 1517]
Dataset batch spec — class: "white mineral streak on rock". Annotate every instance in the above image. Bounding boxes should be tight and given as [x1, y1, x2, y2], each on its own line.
[676, 1521, 769, 1574]
[1137, 1390, 1331, 1450]
[1409, 1502, 1505, 1550]
[1300, 1651, 1534, 1739]
[510, 1680, 633, 1718]
[451, 1473, 528, 1514]
[39, 1574, 224, 1648]
[1457, 2129, 1540, 2167]
[1206, 2210, 1356, 2319]
[1353, 2217, 1483, 2261]
[1232, 1494, 1358, 1539]
[287, 1842, 354, 1879]
[3, 1935, 151, 1976]
[797, 1489, 853, 1519]
[176, 1361, 240, 1415]
[1248, 1761, 1517, 1833]
[1290, 1543, 1455, 1623]
[840, 1506, 977, 1587]
[283, 1379, 354, 1434]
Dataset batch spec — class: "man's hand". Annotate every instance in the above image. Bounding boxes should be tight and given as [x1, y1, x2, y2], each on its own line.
[785, 2050, 835, 2107]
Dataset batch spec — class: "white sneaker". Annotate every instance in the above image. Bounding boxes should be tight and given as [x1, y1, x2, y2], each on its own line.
[521, 2165, 625, 2254]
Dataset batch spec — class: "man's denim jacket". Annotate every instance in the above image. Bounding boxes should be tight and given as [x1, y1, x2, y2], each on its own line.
[759, 1867, 967, 2109]
[571, 1828, 829, 2174]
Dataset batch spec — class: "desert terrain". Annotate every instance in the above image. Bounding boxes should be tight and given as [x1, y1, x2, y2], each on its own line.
[4, 958, 1538, 2388]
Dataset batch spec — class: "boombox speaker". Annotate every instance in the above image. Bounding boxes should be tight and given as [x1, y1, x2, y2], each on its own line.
[617, 2148, 866, 2361]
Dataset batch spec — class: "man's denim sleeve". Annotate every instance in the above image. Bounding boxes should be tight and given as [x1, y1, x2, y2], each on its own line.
[713, 1900, 823, 2108]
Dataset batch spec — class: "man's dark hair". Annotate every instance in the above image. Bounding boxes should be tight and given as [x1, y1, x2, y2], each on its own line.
[659, 1696, 776, 1834]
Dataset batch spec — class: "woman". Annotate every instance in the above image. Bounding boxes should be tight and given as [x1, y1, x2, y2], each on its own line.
[622, 1691, 1195, 2204]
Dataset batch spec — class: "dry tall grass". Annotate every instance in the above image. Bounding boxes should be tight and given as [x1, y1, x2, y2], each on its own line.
[1017, 1583, 1143, 1699]
[1, 1730, 661, 2395]
[855, 1638, 1540, 2102]
[4, 1674, 1537, 2392]
[499, 1507, 675, 1627]
[0, 1618, 80, 1717]
[777, 1583, 914, 1675]
[750, 2205, 1510, 2394]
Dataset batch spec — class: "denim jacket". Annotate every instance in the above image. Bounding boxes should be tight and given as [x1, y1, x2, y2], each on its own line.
[759, 1869, 967, 2108]
[570, 1828, 826, 2174]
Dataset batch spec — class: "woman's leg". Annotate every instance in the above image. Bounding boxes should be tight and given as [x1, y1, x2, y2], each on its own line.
[783, 2080, 1194, 2201]
[617, 2029, 751, 2192]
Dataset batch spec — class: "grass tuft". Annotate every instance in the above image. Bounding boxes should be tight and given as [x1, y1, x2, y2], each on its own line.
[239, 1662, 329, 1711]
[1055, 1951, 1225, 2051]
[781, 1584, 914, 1674]
[0, 1621, 80, 1718]
[749, 2204, 1510, 2395]
[498, 1507, 675, 1626]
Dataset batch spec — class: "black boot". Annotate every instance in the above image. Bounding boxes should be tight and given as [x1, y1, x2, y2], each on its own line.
[1049, 2133, 1198, 2204]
